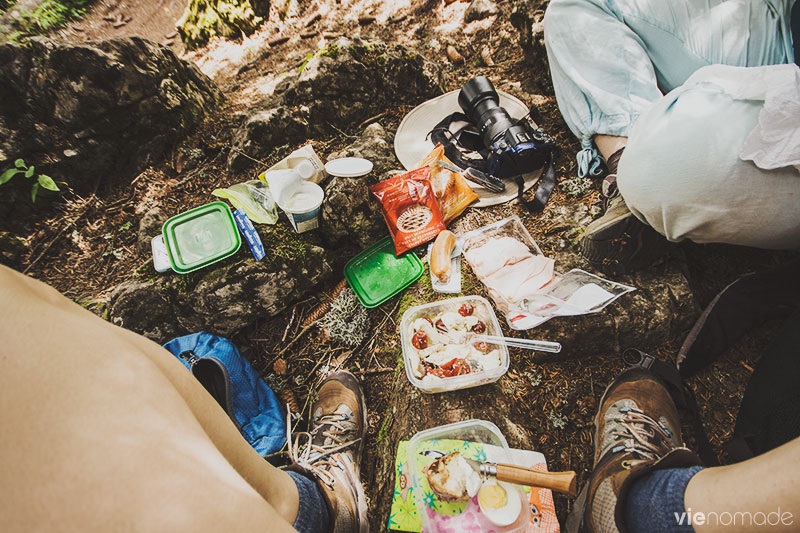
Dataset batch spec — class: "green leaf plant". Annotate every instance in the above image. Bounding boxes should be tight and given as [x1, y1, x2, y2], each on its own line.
[0, 158, 61, 202]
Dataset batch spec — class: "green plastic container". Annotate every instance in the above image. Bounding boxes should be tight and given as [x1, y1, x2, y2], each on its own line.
[344, 236, 424, 308]
[162, 201, 241, 274]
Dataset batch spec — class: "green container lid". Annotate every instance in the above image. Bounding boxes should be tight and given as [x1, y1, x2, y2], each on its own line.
[344, 236, 424, 308]
[162, 201, 241, 274]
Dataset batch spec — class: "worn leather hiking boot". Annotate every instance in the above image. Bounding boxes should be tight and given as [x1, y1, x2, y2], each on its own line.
[288, 371, 369, 532]
[580, 195, 668, 276]
[565, 367, 701, 533]
[579, 148, 667, 275]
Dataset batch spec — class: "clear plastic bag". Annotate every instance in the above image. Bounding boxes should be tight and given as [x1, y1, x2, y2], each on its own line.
[460, 216, 635, 330]
[212, 180, 278, 225]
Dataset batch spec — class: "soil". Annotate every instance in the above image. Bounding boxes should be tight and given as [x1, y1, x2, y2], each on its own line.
[52, 0, 187, 52]
[3, 0, 794, 530]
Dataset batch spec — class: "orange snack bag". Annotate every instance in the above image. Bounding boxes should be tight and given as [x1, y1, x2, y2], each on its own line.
[419, 144, 479, 224]
[370, 167, 446, 255]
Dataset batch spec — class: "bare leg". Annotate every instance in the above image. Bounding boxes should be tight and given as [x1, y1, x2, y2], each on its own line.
[594, 134, 627, 162]
[684, 437, 800, 532]
[0, 265, 299, 531]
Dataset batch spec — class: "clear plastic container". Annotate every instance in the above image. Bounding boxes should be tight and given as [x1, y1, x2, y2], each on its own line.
[400, 295, 509, 394]
[407, 420, 531, 533]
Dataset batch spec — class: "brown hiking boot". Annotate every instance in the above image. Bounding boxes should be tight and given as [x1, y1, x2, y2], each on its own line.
[288, 371, 369, 532]
[579, 148, 667, 275]
[565, 367, 701, 533]
[579, 195, 668, 276]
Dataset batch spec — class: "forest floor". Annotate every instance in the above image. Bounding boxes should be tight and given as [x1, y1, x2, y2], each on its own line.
[3, 0, 793, 529]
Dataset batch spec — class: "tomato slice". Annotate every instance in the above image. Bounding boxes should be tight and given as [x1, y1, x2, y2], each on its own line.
[426, 358, 472, 378]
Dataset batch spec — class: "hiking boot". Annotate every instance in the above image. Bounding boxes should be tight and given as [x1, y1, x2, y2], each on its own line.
[579, 195, 668, 276]
[565, 367, 701, 533]
[579, 148, 668, 275]
[288, 371, 369, 532]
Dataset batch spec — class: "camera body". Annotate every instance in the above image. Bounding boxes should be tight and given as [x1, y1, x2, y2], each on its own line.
[458, 76, 553, 180]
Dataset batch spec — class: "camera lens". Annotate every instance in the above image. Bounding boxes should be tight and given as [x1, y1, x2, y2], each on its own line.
[458, 76, 517, 148]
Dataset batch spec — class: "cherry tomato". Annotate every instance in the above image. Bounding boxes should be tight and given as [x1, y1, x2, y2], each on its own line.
[471, 320, 486, 334]
[473, 341, 489, 352]
[458, 303, 474, 316]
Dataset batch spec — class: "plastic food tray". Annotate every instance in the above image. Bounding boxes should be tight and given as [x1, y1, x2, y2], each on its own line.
[407, 419, 531, 533]
[162, 201, 241, 274]
[400, 295, 509, 394]
[344, 236, 424, 308]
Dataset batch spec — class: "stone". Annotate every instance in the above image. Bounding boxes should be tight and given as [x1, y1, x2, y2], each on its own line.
[178, 0, 271, 50]
[509, 0, 546, 63]
[0, 231, 27, 269]
[108, 276, 181, 342]
[0, 37, 221, 206]
[321, 123, 398, 248]
[228, 37, 445, 172]
[137, 207, 168, 254]
[465, 0, 498, 22]
[229, 105, 311, 172]
[108, 224, 332, 340]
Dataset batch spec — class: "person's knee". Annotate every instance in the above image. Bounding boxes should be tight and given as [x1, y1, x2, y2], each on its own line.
[617, 82, 800, 247]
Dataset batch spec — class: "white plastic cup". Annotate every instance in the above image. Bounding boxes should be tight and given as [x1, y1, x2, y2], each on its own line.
[277, 181, 324, 233]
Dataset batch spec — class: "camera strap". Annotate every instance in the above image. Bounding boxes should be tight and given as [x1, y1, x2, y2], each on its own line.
[428, 112, 557, 212]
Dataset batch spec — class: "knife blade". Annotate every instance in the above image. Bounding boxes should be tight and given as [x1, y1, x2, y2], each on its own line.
[463, 457, 577, 496]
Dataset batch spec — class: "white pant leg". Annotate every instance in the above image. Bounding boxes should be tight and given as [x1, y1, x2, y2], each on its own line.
[617, 69, 800, 249]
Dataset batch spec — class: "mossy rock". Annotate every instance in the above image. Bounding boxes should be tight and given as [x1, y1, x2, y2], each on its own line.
[110, 221, 332, 340]
[178, 0, 270, 50]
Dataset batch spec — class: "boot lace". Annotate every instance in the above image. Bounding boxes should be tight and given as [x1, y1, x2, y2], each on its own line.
[286, 408, 361, 487]
[608, 406, 675, 461]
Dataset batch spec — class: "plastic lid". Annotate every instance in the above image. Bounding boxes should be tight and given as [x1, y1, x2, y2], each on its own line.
[325, 157, 374, 178]
[162, 202, 241, 274]
[295, 159, 316, 180]
[344, 236, 423, 308]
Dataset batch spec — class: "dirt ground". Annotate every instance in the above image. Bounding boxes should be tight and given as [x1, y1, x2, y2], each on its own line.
[52, 0, 187, 52]
[7, 0, 794, 529]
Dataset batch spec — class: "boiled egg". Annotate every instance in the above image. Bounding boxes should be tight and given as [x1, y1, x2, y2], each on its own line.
[478, 480, 522, 527]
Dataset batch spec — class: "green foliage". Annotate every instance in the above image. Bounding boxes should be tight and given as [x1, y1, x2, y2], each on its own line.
[10, 0, 92, 40]
[0, 158, 61, 203]
[298, 43, 341, 74]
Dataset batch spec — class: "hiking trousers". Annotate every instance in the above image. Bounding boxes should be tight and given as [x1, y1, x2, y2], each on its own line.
[544, 0, 800, 248]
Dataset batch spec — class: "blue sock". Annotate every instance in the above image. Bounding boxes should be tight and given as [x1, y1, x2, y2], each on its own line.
[286, 470, 331, 533]
[625, 466, 704, 532]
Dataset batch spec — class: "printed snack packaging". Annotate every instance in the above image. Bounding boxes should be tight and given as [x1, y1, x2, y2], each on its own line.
[370, 167, 445, 255]
[419, 144, 479, 224]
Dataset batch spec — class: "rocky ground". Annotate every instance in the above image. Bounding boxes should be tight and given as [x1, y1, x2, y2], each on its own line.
[0, 0, 792, 529]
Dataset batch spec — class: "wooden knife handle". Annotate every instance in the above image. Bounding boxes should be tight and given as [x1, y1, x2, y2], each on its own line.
[495, 464, 577, 497]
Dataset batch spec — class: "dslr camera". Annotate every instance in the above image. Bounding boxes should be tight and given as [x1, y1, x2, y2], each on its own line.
[458, 76, 553, 182]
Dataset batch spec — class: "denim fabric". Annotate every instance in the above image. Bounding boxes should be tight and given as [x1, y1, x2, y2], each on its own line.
[626, 466, 704, 532]
[287, 470, 331, 533]
[543, 0, 795, 176]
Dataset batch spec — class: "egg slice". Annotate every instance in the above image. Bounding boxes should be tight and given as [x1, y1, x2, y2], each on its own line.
[477, 480, 522, 527]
